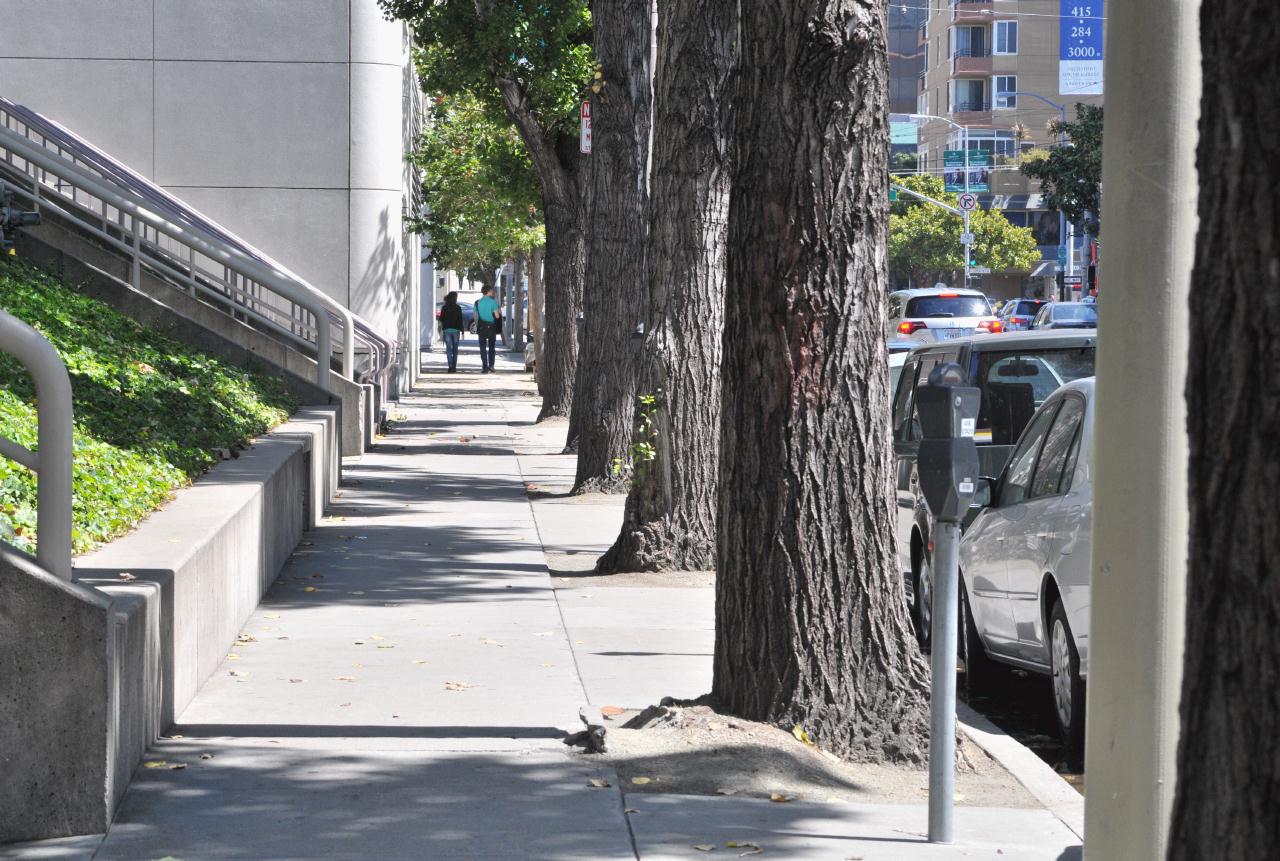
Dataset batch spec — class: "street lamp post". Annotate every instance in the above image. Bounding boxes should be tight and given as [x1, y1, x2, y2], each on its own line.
[904, 113, 973, 289]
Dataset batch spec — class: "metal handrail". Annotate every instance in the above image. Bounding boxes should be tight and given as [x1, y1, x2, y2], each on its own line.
[0, 309, 72, 580]
[0, 99, 398, 391]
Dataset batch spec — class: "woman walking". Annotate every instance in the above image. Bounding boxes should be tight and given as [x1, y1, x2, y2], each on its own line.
[438, 291, 465, 373]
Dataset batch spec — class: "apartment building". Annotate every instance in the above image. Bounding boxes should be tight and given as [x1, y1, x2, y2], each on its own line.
[915, 0, 1104, 297]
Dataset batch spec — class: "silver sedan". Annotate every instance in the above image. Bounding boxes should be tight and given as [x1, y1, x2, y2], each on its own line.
[960, 377, 1094, 763]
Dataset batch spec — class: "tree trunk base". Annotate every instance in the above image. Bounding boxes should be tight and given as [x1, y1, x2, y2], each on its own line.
[596, 515, 715, 574]
[572, 474, 630, 496]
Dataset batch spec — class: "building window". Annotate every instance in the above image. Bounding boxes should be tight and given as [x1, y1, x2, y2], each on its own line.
[994, 75, 1017, 109]
[918, 92, 928, 114]
[953, 26, 987, 58]
[955, 79, 987, 112]
[994, 21, 1018, 55]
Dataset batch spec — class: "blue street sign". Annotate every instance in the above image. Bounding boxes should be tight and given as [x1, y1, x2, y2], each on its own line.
[1057, 245, 1068, 263]
[1060, 2, 1104, 96]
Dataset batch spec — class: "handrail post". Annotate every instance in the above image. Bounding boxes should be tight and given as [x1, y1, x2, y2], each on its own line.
[0, 309, 73, 580]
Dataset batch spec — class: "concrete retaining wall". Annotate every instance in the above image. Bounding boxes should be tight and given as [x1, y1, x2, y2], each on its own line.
[0, 405, 336, 843]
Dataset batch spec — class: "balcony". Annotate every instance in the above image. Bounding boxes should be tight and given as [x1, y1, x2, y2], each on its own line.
[952, 0, 994, 24]
[952, 47, 992, 75]
[954, 100, 993, 124]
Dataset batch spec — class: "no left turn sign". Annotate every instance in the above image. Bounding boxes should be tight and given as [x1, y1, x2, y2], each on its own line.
[958, 193, 978, 212]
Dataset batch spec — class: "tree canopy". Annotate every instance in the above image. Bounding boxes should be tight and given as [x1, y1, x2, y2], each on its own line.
[1020, 103, 1103, 234]
[889, 174, 1041, 285]
[409, 92, 543, 276]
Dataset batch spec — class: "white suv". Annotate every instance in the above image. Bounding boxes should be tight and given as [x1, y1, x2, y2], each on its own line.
[887, 287, 1001, 343]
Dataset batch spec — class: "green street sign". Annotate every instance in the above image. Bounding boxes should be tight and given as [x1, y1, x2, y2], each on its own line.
[890, 187, 898, 202]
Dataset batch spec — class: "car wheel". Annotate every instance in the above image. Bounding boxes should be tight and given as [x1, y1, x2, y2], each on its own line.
[1049, 599, 1087, 766]
[961, 581, 990, 684]
[914, 555, 933, 652]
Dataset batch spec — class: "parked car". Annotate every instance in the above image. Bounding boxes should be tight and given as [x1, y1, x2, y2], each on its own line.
[892, 330, 1096, 650]
[960, 377, 1095, 759]
[434, 300, 477, 334]
[998, 298, 1050, 332]
[1031, 302, 1098, 330]
[886, 287, 1002, 344]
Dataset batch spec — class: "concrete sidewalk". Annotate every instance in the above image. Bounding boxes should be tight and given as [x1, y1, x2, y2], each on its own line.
[5, 342, 1082, 860]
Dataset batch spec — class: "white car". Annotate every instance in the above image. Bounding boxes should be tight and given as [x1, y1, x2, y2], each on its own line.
[887, 287, 1002, 343]
[960, 377, 1094, 761]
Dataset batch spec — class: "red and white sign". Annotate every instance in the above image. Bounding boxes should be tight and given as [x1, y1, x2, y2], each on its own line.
[579, 101, 593, 154]
[957, 192, 978, 212]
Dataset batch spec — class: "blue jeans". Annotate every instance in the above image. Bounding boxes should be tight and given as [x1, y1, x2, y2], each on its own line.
[443, 329, 460, 370]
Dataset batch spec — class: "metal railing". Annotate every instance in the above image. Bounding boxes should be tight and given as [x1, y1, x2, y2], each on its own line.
[0, 309, 72, 580]
[0, 99, 397, 392]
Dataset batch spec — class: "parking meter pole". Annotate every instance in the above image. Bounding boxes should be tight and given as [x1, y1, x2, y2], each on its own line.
[928, 519, 961, 844]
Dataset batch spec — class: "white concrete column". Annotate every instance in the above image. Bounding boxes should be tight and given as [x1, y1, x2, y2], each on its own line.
[1083, 1, 1200, 859]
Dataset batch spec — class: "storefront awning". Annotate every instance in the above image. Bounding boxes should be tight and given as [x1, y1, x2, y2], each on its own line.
[1030, 260, 1058, 277]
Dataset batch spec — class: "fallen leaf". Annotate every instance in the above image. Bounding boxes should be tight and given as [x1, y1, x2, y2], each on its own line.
[226, 654, 240, 661]
[479, 638, 503, 647]
[304, 586, 318, 593]
[170, 763, 188, 771]
[727, 842, 762, 856]
[200, 753, 214, 760]
[264, 614, 281, 620]
[377, 645, 395, 650]
[601, 705, 625, 717]
[574, 640, 586, 645]
[229, 670, 249, 678]
[769, 793, 794, 803]
[370, 635, 385, 641]
[412, 659, 429, 665]
[353, 640, 365, 645]
[716, 788, 738, 796]
[352, 663, 364, 669]
[791, 725, 815, 747]
[541, 662, 555, 668]
[443, 681, 473, 691]
[588, 778, 611, 788]
[624, 808, 639, 814]
[143, 761, 167, 769]
[631, 776, 652, 785]
[335, 675, 356, 682]
[693, 846, 716, 853]
[289, 679, 304, 684]
[237, 634, 258, 644]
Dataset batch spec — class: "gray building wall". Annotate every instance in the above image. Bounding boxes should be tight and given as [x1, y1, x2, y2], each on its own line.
[0, 0, 420, 383]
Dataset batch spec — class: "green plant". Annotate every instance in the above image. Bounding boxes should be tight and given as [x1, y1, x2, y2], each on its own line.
[610, 391, 659, 480]
[0, 259, 297, 553]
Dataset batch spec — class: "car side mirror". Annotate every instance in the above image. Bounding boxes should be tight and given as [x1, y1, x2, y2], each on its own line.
[972, 476, 998, 508]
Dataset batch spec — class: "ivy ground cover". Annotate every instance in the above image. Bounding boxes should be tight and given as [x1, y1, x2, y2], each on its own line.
[0, 259, 297, 554]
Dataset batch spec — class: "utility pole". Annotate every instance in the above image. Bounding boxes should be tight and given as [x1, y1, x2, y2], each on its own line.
[962, 125, 970, 290]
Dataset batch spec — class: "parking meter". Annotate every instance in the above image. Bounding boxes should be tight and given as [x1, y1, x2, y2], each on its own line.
[914, 362, 980, 845]
[0, 183, 41, 254]
[914, 363, 980, 523]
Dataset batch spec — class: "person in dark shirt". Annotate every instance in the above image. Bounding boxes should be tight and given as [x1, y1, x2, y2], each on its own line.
[438, 292, 465, 373]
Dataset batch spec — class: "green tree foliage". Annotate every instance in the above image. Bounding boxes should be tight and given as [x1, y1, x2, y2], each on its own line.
[889, 174, 1041, 284]
[1020, 103, 1103, 234]
[409, 93, 543, 276]
[381, 0, 592, 137]
[0, 260, 295, 553]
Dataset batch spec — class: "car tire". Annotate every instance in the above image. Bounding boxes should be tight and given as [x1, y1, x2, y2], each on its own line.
[1049, 598, 1087, 768]
[961, 581, 990, 685]
[913, 554, 933, 653]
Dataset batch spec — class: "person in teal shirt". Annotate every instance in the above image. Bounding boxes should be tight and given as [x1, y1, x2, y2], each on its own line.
[475, 286, 502, 373]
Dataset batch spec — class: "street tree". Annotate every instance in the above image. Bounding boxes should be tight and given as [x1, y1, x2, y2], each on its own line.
[1168, 4, 1280, 855]
[596, 0, 736, 571]
[1020, 103, 1102, 234]
[380, 0, 593, 419]
[408, 94, 543, 293]
[889, 174, 1041, 286]
[712, 1, 931, 761]
[569, 0, 655, 491]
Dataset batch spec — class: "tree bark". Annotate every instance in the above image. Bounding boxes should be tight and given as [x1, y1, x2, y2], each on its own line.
[1168, 4, 1280, 855]
[493, 80, 584, 420]
[568, 0, 655, 492]
[596, 0, 734, 572]
[711, 0, 930, 763]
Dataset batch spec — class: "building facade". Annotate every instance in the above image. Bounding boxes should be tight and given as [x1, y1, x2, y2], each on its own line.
[915, 0, 1104, 298]
[0, 1, 422, 381]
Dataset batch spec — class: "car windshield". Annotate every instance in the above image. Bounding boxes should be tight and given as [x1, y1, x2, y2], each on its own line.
[972, 347, 1095, 445]
[904, 295, 991, 318]
[1054, 304, 1097, 322]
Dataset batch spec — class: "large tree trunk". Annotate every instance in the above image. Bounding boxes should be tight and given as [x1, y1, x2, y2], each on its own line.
[711, 0, 930, 763]
[568, 0, 655, 492]
[596, 0, 734, 572]
[1168, 5, 1280, 856]
[540, 192, 585, 418]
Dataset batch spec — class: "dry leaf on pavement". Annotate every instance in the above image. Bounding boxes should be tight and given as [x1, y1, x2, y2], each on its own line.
[588, 777, 611, 788]
[693, 846, 716, 853]
[334, 675, 356, 682]
[443, 681, 473, 691]
[769, 793, 794, 803]
[631, 777, 652, 785]
[600, 705, 625, 717]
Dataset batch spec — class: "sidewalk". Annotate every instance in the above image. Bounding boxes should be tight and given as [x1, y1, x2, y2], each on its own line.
[4, 341, 1082, 860]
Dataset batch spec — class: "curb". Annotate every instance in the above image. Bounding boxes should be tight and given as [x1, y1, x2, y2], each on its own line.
[958, 702, 1085, 840]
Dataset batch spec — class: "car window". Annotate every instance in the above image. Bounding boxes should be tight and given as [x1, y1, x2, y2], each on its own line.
[904, 295, 992, 318]
[892, 357, 921, 442]
[1060, 413, 1086, 492]
[1054, 304, 1098, 322]
[973, 347, 1095, 445]
[999, 402, 1060, 507]
[1030, 396, 1085, 498]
